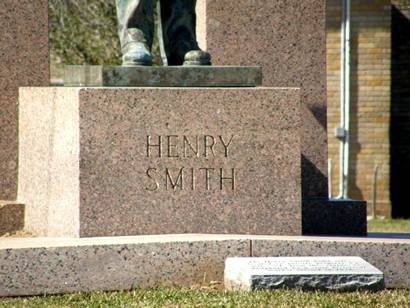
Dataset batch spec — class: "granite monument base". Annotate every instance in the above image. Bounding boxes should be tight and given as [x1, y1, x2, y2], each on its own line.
[1, 234, 409, 297]
[18, 87, 301, 237]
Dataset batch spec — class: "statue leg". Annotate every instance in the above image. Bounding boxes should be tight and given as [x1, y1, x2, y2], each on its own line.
[116, 0, 154, 66]
[160, 0, 211, 65]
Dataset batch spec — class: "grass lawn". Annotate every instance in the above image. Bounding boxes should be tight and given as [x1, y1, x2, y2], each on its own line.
[1, 287, 410, 308]
[368, 218, 410, 233]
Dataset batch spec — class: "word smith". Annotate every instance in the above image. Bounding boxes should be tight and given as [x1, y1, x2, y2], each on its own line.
[144, 135, 237, 191]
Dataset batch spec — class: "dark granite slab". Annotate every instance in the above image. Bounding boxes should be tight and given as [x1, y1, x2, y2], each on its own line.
[302, 197, 367, 236]
[64, 65, 262, 87]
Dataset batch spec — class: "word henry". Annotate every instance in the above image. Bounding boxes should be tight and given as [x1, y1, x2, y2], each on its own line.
[144, 135, 236, 191]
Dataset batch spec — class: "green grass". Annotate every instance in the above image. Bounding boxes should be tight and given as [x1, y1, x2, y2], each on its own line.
[368, 218, 410, 233]
[1, 287, 410, 308]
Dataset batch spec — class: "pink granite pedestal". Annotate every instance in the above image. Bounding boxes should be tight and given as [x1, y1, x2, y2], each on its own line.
[0, 0, 49, 200]
[197, 0, 328, 198]
[196, 1, 367, 235]
[18, 87, 301, 237]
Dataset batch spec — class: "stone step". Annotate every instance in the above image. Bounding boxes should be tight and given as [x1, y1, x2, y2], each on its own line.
[0, 234, 409, 296]
[63, 65, 262, 87]
[0, 201, 24, 235]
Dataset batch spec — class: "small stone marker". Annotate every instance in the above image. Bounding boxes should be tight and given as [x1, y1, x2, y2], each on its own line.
[224, 257, 384, 291]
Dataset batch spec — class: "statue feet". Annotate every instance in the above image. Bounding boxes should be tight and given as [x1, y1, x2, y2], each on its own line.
[183, 50, 212, 66]
[122, 28, 153, 66]
[122, 42, 153, 66]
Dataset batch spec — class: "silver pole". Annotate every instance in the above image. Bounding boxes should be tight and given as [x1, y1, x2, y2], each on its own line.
[328, 159, 332, 198]
[337, 0, 351, 199]
[372, 165, 379, 219]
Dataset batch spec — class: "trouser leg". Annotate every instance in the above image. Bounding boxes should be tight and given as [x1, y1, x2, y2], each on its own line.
[116, 0, 154, 65]
[160, 0, 210, 65]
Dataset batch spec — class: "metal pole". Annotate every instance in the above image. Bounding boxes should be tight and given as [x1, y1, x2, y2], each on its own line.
[328, 159, 332, 198]
[337, 0, 351, 199]
[372, 165, 379, 219]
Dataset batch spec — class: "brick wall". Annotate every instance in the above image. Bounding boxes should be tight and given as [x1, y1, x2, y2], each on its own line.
[326, 0, 391, 216]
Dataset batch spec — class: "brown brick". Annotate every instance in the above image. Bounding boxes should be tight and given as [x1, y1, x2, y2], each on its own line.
[326, 0, 391, 216]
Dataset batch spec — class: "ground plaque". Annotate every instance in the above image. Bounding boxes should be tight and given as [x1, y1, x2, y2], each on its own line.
[225, 257, 384, 291]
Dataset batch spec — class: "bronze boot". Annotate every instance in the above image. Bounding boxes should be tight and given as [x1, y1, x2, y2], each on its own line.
[116, 0, 154, 66]
[160, 0, 211, 66]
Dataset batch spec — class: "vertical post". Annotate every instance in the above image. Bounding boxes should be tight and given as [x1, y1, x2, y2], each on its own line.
[328, 159, 332, 198]
[338, 0, 351, 199]
[372, 165, 379, 219]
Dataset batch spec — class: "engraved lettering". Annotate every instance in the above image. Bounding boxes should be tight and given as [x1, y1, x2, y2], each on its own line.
[144, 134, 238, 192]
[200, 168, 214, 190]
[219, 135, 234, 157]
[165, 168, 184, 190]
[220, 168, 235, 190]
[167, 135, 179, 158]
[183, 135, 199, 157]
[145, 168, 159, 191]
[147, 135, 162, 158]
[191, 167, 196, 190]
[204, 135, 216, 157]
